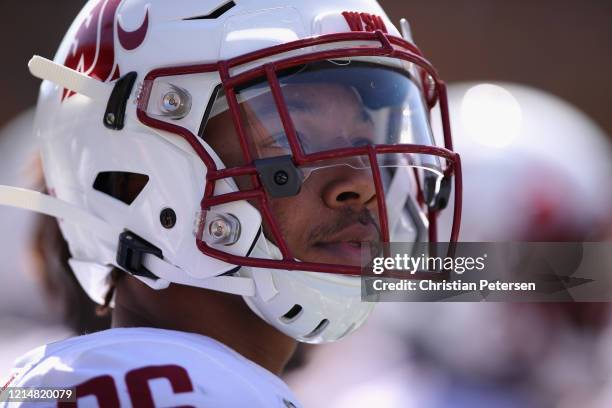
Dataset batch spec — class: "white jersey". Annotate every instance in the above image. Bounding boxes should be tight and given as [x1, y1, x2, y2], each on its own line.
[1, 327, 302, 408]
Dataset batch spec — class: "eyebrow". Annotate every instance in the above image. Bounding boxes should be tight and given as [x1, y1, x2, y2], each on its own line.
[284, 98, 317, 114]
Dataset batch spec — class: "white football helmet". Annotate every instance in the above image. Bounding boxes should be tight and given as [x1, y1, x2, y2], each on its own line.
[435, 82, 612, 242]
[0, 0, 461, 342]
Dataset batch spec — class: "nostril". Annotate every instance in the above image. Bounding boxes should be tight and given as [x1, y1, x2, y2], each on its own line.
[336, 191, 359, 202]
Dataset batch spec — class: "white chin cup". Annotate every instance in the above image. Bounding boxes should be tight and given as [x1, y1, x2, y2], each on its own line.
[238, 234, 374, 343]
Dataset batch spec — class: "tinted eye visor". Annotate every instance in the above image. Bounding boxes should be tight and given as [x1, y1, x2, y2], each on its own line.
[209, 60, 438, 156]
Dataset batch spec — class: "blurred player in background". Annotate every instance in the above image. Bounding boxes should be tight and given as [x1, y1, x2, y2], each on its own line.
[436, 82, 612, 242]
[286, 82, 612, 407]
[0, 111, 112, 377]
[0, 111, 74, 376]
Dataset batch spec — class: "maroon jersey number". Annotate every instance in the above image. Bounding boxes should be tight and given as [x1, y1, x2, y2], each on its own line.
[58, 364, 194, 408]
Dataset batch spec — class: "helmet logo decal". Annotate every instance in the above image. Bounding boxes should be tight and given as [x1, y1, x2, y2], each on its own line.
[62, 0, 149, 101]
[342, 11, 388, 33]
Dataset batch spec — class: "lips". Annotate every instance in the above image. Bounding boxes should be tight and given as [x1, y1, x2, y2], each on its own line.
[313, 224, 380, 265]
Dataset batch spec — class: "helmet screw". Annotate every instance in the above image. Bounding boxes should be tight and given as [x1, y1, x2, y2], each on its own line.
[158, 85, 191, 119]
[160, 208, 177, 229]
[162, 91, 181, 113]
[209, 218, 230, 240]
[274, 170, 289, 185]
[105, 112, 116, 126]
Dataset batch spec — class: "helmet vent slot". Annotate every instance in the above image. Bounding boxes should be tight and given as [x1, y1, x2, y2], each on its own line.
[93, 172, 149, 205]
[304, 319, 330, 339]
[280, 304, 303, 323]
[183, 1, 236, 21]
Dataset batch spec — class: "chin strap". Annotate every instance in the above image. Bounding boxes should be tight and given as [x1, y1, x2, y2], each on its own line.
[0, 185, 255, 297]
[28, 56, 113, 102]
[0, 185, 120, 241]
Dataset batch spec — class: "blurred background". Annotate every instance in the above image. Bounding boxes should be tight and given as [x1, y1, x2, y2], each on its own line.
[1, 1, 611, 407]
[2, 0, 612, 134]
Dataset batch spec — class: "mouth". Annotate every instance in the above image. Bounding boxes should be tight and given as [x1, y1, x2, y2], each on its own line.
[312, 225, 381, 265]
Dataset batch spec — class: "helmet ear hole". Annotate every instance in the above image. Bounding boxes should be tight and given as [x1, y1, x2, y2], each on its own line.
[280, 304, 303, 323]
[93, 172, 149, 205]
[304, 319, 330, 339]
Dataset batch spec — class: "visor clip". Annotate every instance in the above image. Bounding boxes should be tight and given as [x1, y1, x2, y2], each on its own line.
[103, 72, 138, 130]
[254, 155, 302, 198]
[426, 175, 452, 211]
[116, 231, 161, 280]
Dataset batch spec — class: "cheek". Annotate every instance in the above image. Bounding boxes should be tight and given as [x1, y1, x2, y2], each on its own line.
[232, 175, 254, 191]
[269, 196, 306, 236]
[267, 186, 321, 242]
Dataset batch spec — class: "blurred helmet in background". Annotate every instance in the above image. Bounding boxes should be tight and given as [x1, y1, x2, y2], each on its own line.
[434, 82, 612, 241]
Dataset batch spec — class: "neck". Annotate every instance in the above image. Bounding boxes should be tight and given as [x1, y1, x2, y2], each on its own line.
[112, 274, 297, 376]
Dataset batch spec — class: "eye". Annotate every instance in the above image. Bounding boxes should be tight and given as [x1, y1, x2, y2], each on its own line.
[264, 132, 291, 149]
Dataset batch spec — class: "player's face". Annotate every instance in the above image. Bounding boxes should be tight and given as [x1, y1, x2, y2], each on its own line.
[205, 83, 381, 266]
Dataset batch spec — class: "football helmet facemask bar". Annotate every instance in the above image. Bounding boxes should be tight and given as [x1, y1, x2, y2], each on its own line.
[0, 3, 461, 343]
[139, 31, 462, 275]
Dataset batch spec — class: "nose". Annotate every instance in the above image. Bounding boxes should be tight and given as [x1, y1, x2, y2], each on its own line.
[321, 165, 377, 210]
